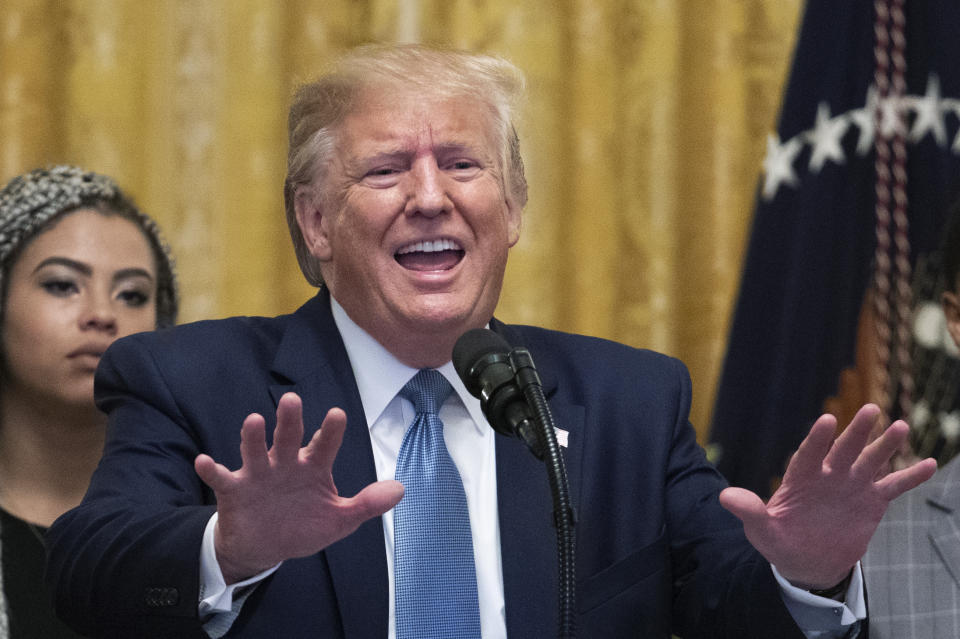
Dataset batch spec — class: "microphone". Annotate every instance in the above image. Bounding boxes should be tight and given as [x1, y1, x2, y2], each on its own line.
[453, 327, 577, 638]
[452, 328, 544, 459]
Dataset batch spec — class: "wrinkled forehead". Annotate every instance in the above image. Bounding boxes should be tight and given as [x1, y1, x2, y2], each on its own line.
[342, 86, 500, 147]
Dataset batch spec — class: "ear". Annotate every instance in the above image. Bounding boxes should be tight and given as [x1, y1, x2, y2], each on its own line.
[294, 187, 333, 261]
[943, 290, 960, 349]
[504, 196, 522, 248]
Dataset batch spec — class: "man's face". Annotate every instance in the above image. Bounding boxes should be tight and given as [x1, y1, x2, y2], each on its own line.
[297, 87, 521, 365]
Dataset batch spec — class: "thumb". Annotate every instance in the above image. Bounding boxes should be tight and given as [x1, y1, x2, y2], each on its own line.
[347, 479, 405, 522]
[718, 487, 768, 528]
[195, 454, 229, 493]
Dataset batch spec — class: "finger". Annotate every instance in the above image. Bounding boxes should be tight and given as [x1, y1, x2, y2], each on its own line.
[718, 487, 769, 528]
[345, 479, 405, 522]
[824, 404, 881, 471]
[304, 407, 348, 470]
[271, 393, 305, 466]
[875, 457, 937, 500]
[239, 413, 270, 474]
[782, 415, 836, 482]
[195, 454, 234, 492]
[850, 420, 909, 479]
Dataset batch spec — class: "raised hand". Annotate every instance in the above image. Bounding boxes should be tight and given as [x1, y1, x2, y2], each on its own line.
[194, 392, 404, 584]
[718, 403, 937, 589]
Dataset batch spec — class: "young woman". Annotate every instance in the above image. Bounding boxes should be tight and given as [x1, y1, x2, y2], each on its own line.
[0, 165, 178, 637]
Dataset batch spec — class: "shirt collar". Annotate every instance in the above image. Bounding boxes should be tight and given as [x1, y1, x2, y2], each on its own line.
[329, 297, 488, 435]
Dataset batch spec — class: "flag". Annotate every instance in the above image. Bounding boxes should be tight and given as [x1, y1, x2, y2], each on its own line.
[709, 0, 960, 497]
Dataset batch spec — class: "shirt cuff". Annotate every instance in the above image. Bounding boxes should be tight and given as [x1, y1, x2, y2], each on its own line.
[197, 512, 282, 615]
[772, 562, 866, 633]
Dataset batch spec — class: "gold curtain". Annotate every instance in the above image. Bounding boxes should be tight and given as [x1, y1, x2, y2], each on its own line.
[0, 0, 803, 441]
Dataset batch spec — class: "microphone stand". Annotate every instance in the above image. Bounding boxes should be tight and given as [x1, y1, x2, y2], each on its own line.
[510, 349, 577, 639]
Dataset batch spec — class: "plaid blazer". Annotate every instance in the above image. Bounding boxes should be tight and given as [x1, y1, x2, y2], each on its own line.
[863, 456, 960, 638]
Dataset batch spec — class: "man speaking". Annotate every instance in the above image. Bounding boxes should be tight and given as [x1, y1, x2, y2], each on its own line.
[46, 44, 935, 638]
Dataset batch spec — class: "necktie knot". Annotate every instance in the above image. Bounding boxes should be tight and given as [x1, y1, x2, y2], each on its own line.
[400, 369, 453, 416]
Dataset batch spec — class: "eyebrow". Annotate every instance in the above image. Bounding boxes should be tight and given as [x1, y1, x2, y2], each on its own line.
[435, 142, 479, 154]
[33, 257, 155, 283]
[359, 141, 483, 162]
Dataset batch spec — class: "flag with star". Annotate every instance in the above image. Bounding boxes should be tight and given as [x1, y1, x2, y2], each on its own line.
[709, 0, 960, 497]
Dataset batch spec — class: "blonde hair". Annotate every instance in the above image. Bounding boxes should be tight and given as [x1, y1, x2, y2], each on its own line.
[283, 43, 528, 286]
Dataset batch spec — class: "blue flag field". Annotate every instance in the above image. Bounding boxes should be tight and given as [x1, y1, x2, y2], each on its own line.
[709, 0, 960, 497]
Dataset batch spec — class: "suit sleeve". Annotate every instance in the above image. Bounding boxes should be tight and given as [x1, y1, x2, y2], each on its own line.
[45, 335, 218, 639]
[659, 356, 805, 639]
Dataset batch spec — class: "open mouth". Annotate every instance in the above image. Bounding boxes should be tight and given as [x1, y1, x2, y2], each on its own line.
[395, 238, 465, 271]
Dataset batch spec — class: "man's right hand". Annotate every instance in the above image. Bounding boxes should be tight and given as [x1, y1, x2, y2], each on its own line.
[194, 392, 404, 584]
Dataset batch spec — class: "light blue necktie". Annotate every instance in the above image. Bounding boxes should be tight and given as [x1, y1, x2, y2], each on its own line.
[393, 369, 481, 639]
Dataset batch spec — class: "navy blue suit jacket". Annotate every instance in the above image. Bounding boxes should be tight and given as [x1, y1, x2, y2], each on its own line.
[46, 292, 804, 638]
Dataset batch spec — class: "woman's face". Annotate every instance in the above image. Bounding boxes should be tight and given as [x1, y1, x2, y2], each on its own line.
[1, 209, 158, 409]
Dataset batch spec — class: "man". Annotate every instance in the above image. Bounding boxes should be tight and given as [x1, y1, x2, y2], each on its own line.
[862, 205, 960, 638]
[46, 44, 935, 638]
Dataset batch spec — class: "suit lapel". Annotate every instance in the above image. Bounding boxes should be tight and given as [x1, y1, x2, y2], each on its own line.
[492, 321, 585, 636]
[268, 292, 389, 638]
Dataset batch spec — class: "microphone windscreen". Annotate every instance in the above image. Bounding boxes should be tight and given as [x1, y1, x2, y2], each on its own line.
[452, 328, 511, 394]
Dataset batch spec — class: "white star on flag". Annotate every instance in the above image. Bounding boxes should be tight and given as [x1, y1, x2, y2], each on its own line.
[807, 102, 849, 173]
[762, 134, 803, 201]
[909, 74, 947, 146]
[848, 86, 878, 156]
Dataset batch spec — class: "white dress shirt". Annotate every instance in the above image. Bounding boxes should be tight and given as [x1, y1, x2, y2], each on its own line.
[197, 297, 865, 639]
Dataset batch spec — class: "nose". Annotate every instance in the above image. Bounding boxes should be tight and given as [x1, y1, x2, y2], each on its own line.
[405, 157, 451, 218]
[79, 293, 118, 335]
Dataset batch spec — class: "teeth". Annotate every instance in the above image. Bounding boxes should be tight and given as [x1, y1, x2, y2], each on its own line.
[396, 238, 462, 254]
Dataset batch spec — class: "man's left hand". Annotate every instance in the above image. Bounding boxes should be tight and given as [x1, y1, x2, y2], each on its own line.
[719, 403, 937, 590]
